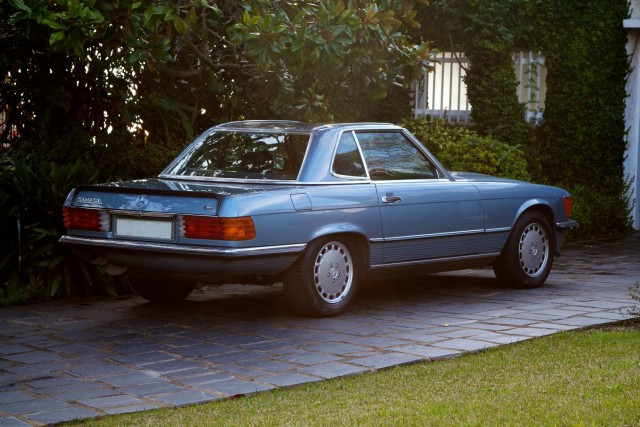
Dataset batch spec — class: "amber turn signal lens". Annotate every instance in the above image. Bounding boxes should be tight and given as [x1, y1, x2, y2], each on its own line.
[563, 196, 573, 219]
[180, 216, 256, 241]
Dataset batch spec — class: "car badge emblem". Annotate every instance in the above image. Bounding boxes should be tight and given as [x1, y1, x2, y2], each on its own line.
[135, 195, 149, 209]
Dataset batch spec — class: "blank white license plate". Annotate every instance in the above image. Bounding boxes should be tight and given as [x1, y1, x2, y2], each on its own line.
[115, 218, 173, 240]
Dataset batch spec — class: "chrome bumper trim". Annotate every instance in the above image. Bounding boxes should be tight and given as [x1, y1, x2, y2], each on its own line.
[555, 220, 579, 230]
[369, 229, 485, 243]
[60, 235, 307, 257]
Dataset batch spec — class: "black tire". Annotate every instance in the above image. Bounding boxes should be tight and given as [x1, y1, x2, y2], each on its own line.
[493, 211, 555, 289]
[284, 236, 360, 317]
[130, 278, 196, 302]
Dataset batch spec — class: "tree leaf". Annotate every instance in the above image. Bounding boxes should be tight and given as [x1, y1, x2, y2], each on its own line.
[173, 16, 188, 34]
[49, 31, 65, 46]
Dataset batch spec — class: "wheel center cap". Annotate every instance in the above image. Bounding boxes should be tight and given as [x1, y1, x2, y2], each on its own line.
[328, 263, 340, 281]
[530, 243, 539, 258]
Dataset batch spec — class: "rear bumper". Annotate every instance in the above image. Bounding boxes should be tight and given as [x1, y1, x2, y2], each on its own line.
[59, 235, 305, 276]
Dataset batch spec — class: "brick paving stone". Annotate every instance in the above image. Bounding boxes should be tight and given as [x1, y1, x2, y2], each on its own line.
[274, 352, 342, 366]
[32, 379, 102, 394]
[112, 351, 176, 366]
[26, 375, 83, 389]
[162, 367, 216, 379]
[464, 323, 513, 331]
[244, 340, 299, 352]
[29, 339, 66, 349]
[423, 316, 484, 326]
[572, 300, 634, 309]
[2, 351, 65, 365]
[173, 344, 236, 358]
[260, 372, 321, 387]
[0, 417, 32, 427]
[476, 309, 523, 317]
[2, 397, 70, 415]
[531, 308, 590, 317]
[432, 338, 499, 352]
[142, 359, 203, 374]
[237, 359, 296, 372]
[0, 373, 22, 387]
[202, 350, 266, 364]
[198, 379, 273, 396]
[555, 316, 616, 327]
[48, 343, 102, 357]
[390, 345, 463, 360]
[153, 390, 218, 407]
[213, 335, 272, 346]
[298, 362, 368, 379]
[350, 353, 422, 369]
[0, 345, 31, 355]
[526, 322, 578, 331]
[53, 387, 120, 402]
[471, 334, 532, 345]
[112, 343, 167, 356]
[346, 337, 411, 348]
[505, 328, 559, 337]
[78, 394, 143, 409]
[24, 407, 100, 425]
[0, 391, 35, 405]
[436, 329, 482, 339]
[306, 342, 370, 355]
[214, 364, 270, 378]
[485, 317, 534, 327]
[178, 372, 234, 386]
[117, 382, 186, 397]
[100, 372, 164, 387]
[104, 404, 159, 415]
[3, 366, 47, 377]
[514, 312, 565, 321]
[69, 361, 134, 377]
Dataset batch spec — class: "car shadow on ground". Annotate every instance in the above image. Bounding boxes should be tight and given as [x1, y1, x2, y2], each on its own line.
[124, 270, 507, 322]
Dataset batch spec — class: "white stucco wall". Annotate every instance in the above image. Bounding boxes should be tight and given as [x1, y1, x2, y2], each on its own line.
[625, 0, 640, 230]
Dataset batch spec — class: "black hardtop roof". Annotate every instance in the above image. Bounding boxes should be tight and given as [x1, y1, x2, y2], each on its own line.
[214, 120, 398, 133]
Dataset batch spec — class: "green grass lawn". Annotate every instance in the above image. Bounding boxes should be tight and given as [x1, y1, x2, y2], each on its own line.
[71, 324, 640, 426]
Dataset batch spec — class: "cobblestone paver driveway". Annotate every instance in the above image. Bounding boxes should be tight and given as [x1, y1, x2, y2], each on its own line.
[1, 235, 639, 425]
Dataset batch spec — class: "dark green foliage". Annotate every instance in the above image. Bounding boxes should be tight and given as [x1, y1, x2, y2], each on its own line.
[423, 0, 632, 237]
[402, 117, 530, 181]
[533, 0, 631, 236]
[427, 0, 535, 147]
[0, 155, 127, 305]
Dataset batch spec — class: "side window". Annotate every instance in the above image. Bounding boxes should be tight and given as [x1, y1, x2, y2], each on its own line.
[332, 132, 366, 177]
[356, 132, 440, 181]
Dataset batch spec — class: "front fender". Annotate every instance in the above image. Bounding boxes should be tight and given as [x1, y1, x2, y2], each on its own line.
[513, 199, 555, 227]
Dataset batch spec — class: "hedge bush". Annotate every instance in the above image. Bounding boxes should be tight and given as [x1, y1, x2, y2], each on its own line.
[0, 155, 126, 305]
[421, 0, 632, 237]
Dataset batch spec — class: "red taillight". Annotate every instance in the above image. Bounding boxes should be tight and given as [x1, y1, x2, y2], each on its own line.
[63, 207, 110, 231]
[563, 196, 573, 219]
[179, 216, 255, 241]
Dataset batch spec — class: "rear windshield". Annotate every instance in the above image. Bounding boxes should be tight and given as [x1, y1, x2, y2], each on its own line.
[165, 131, 310, 180]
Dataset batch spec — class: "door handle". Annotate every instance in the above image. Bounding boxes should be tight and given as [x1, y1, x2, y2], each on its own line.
[381, 195, 402, 203]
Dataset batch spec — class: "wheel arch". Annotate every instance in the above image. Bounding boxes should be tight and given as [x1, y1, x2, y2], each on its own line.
[513, 201, 558, 253]
[307, 226, 371, 272]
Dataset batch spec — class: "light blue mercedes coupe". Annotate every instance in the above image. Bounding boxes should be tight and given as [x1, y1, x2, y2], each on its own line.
[61, 121, 578, 316]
